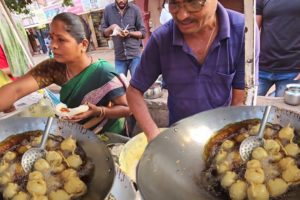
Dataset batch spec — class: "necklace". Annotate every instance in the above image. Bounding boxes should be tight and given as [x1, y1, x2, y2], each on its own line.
[199, 25, 216, 63]
[66, 56, 93, 80]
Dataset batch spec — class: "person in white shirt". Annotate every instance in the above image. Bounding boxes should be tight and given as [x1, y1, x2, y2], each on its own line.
[159, 3, 172, 25]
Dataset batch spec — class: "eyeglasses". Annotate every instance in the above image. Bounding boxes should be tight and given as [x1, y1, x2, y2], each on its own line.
[166, 0, 207, 14]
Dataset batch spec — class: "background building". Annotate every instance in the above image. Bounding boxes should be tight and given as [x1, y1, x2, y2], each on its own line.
[18, 0, 244, 55]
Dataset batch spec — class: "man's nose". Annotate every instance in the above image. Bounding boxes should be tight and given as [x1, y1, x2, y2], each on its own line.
[176, 6, 190, 21]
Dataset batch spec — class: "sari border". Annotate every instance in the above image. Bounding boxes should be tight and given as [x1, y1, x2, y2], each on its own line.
[81, 76, 126, 105]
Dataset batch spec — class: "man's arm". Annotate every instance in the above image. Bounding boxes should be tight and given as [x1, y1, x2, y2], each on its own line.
[101, 7, 120, 38]
[231, 89, 245, 106]
[132, 6, 146, 39]
[120, 7, 146, 39]
[121, 30, 143, 39]
[103, 24, 121, 37]
[126, 85, 160, 142]
[256, 15, 262, 29]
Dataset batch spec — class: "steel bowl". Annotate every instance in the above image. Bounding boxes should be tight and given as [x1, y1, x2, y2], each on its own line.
[284, 83, 300, 106]
[137, 106, 300, 200]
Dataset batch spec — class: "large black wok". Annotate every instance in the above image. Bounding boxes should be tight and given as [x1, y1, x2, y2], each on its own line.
[137, 106, 300, 200]
[0, 117, 115, 200]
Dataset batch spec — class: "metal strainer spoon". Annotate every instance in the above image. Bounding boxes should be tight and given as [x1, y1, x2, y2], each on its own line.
[239, 105, 272, 161]
[21, 117, 54, 173]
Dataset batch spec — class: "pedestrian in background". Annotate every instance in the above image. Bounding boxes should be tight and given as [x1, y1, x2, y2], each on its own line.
[256, 0, 300, 97]
[101, 0, 146, 77]
[160, 2, 172, 25]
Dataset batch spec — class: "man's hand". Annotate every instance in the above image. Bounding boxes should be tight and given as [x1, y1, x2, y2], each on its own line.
[109, 24, 120, 31]
[119, 29, 130, 37]
[145, 132, 160, 143]
[108, 24, 122, 36]
[294, 73, 300, 80]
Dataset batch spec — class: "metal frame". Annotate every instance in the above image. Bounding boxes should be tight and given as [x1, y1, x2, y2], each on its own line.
[244, 0, 258, 106]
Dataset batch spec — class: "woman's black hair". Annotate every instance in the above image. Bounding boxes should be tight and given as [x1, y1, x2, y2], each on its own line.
[52, 12, 91, 44]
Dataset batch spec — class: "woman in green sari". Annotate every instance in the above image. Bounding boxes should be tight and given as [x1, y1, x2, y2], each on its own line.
[0, 12, 131, 135]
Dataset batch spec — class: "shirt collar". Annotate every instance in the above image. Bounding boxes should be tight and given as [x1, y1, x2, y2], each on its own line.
[172, 2, 231, 46]
[113, 2, 131, 11]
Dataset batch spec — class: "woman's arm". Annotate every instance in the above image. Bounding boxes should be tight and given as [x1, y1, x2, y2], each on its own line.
[66, 94, 131, 122]
[0, 74, 39, 111]
[101, 94, 131, 118]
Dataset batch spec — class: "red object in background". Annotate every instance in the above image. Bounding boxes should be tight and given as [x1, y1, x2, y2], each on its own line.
[0, 45, 15, 80]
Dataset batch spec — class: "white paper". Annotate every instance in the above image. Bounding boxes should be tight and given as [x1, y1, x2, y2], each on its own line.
[110, 26, 122, 36]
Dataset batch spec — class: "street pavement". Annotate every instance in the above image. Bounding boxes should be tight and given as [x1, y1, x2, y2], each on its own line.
[32, 47, 115, 66]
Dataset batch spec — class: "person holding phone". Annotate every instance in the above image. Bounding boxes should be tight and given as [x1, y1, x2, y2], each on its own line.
[101, 0, 146, 77]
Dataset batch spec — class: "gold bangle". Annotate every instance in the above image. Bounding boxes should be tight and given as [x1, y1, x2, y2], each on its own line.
[96, 107, 103, 118]
[102, 107, 106, 117]
[96, 106, 106, 118]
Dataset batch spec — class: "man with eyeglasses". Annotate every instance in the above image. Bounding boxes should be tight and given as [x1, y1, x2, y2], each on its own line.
[127, 0, 259, 141]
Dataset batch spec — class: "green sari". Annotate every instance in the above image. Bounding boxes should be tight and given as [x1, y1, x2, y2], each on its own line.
[60, 59, 127, 134]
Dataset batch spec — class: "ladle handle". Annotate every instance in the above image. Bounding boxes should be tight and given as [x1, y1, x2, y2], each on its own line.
[39, 117, 54, 149]
[258, 106, 272, 139]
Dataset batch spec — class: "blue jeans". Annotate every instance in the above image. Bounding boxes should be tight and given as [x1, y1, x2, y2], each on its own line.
[258, 70, 299, 97]
[115, 57, 141, 77]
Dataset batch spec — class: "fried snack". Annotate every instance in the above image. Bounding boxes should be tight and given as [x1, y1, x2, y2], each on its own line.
[221, 171, 237, 188]
[264, 139, 280, 155]
[12, 191, 30, 200]
[49, 189, 70, 200]
[66, 154, 83, 169]
[3, 151, 17, 162]
[60, 137, 76, 153]
[247, 184, 269, 200]
[34, 159, 50, 172]
[251, 147, 268, 161]
[278, 125, 294, 142]
[0, 160, 9, 173]
[26, 179, 47, 196]
[46, 151, 63, 167]
[221, 140, 235, 151]
[229, 180, 247, 200]
[64, 177, 87, 195]
[285, 143, 300, 157]
[0, 172, 12, 185]
[60, 169, 77, 182]
[29, 171, 44, 181]
[267, 178, 288, 197]
[3, 183, 19, 199]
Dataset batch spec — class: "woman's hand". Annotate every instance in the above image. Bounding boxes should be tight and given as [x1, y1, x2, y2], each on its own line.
[63, 103, 105, 123]
[3, 105, 16, 113]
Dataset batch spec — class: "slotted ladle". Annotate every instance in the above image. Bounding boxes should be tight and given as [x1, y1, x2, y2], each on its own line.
[239, 105, 272, 161]
[21, 117, 54, 173]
